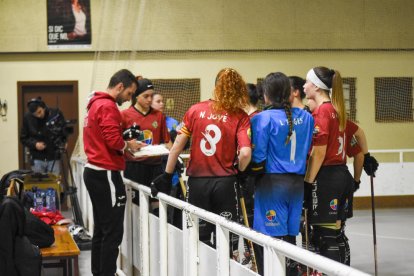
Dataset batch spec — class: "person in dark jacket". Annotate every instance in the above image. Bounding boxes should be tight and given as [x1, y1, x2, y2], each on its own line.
[20, 98, 68, 175]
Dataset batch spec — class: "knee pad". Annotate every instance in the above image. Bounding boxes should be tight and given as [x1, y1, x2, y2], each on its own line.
[337, 225, 350, 265]
[312, 226, 341, 262]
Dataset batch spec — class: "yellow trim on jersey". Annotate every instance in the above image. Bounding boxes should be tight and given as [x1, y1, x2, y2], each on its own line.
[179, 126, 191, 138]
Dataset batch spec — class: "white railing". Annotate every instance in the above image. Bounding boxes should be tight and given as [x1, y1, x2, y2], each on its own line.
[369, 148, 414, 165]
[71, 156, 369, 276]
[347, 149, 414, 197]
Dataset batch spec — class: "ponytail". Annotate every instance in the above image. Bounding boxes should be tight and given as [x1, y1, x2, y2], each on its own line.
[283, 102, 293, 145]
[331, 70, 346, 131]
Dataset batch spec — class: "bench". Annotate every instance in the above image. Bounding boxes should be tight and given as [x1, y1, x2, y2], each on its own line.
[41, 226, 80, 276]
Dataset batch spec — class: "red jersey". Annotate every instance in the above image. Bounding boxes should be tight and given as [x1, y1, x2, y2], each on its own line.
[345, 120, 362, 158]
[179, 100, 251, 177]
[312, 102, 346, 166]
[121, 106, 170, 164]
[83, 92, 126, 171]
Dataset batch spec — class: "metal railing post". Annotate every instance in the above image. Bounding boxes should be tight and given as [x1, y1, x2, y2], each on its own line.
[139, 190, 150, 276]
[159, 200, 168, 276]
[183, 209, 199, 276]
[216, 224, 230, 276]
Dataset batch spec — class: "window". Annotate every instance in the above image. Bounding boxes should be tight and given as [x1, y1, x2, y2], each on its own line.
[343, 78, 357, 122]
[375, 77, 413, 122]
[151, 79, 200, 122]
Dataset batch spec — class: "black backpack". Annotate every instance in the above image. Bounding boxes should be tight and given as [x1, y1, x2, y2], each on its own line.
[0, 170, 55, 248]
[0, 197, 41, 276]
[14, 235, 42, 276]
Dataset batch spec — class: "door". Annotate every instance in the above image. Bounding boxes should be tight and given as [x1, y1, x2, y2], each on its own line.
[17, 81, 79, 170]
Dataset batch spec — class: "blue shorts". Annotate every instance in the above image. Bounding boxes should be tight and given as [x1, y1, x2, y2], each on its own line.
[253, 174, 304, 237]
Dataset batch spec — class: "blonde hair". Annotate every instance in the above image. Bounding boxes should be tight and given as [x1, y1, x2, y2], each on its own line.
[212, 68, 249, 114]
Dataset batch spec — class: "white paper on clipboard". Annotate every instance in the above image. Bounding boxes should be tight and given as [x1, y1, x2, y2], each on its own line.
[132, 144, 170, 158]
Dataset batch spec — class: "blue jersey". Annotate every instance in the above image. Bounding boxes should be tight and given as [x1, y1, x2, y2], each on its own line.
[166, 116, 179, 132]
[165, 116, 180, 186]
[251, 107, 314, 175]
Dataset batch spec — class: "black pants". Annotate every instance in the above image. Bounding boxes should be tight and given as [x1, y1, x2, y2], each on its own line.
[83, 167, 126, 276]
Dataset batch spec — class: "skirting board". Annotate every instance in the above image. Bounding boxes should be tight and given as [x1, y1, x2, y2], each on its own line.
[354, 195, 414, 209]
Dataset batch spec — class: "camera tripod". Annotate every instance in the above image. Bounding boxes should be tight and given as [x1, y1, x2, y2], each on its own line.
[51, 146, 85, 228]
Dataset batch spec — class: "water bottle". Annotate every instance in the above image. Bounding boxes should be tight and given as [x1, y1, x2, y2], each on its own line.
[46, 188, 56, 212]
[32, 187, 38, 210]
[35, 188, 44, 212]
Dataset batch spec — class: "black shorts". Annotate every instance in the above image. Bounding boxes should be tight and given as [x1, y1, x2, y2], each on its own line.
[187, 175, 238, 221]
[307, 165, 353, 225]
[187, 175, 238, 245]
[345, 169, 355, 219]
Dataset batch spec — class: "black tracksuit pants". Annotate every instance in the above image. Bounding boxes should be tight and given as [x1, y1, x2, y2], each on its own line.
[83, 167, 126, 276]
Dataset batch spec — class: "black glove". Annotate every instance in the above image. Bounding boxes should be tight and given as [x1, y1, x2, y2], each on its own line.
[354, 180, 361, 192]
[150, 172, 173, 197]
[363, 153, 379, 176]
[123, 123, 142, 140]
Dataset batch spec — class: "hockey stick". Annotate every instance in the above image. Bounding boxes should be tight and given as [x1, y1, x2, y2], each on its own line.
[178, 176, 187, 198]
[304, 208, 310, 276]
[370, 171, 378, 276]
[236, 179, 258, 272]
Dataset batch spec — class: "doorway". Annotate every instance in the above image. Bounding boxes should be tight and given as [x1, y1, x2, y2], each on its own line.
[17, 81, 79, 170]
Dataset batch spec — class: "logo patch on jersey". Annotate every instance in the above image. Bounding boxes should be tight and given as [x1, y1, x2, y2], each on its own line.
[350, 135, 358, 147]
[265, 210, 276, 222]
[344, 198, 349, 210]
[138, 130, 153, 145]
[247, 128, 251, 140]
[152, 121, 158, 129]
[313, 125, 320, 136]
[330, 199, 338, 211]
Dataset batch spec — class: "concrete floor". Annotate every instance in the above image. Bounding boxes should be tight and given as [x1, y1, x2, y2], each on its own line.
[347, 208, 414, 276]
[72, 208, 414, 276]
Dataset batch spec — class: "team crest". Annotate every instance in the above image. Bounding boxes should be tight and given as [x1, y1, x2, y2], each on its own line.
[313, 125, 320, 136]
[265, 210, 276, 222]
[350, 135, 358, 147]
[329, 199, 338, 211]
[152, 121, 158, 129]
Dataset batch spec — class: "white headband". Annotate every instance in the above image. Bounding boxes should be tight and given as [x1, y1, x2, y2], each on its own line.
[306, 69, 330, 90]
